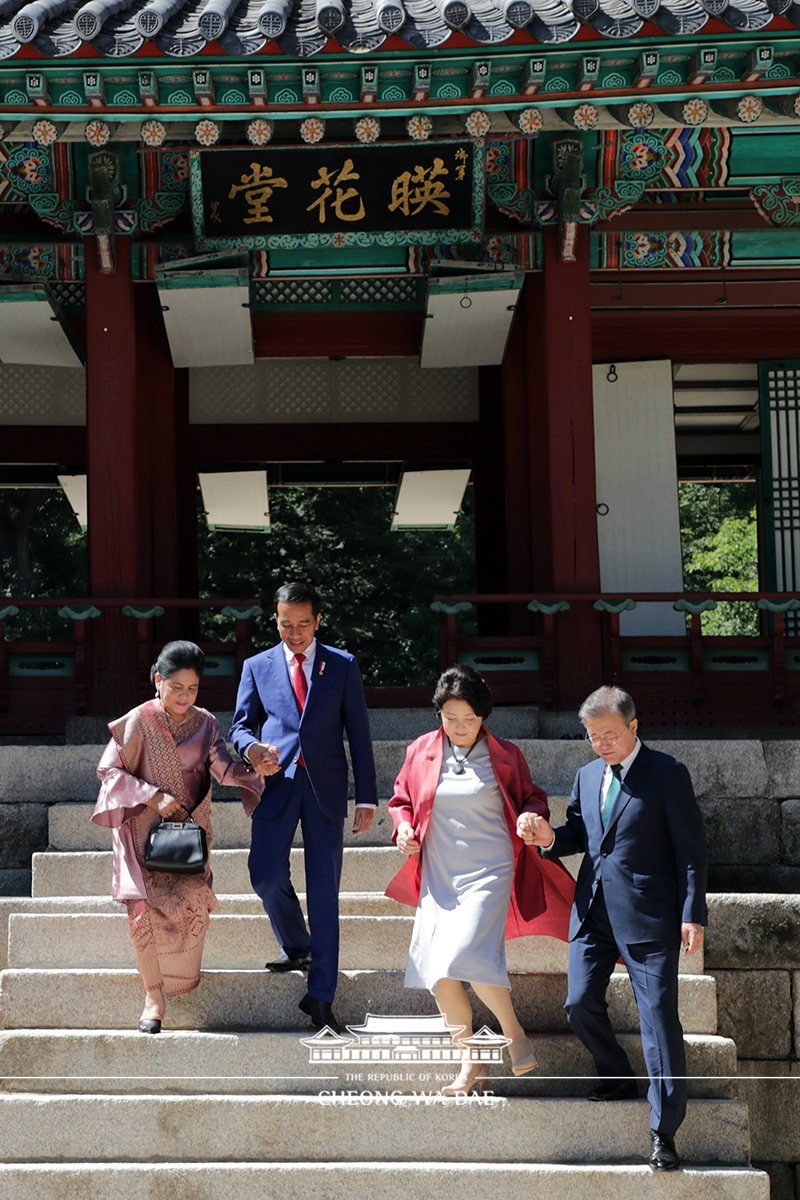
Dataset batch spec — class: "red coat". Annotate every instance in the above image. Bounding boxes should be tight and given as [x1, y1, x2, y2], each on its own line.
[385, 726, 575, 941]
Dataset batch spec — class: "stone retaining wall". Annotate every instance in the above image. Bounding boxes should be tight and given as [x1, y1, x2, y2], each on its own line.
[706, 895, 800, 1200]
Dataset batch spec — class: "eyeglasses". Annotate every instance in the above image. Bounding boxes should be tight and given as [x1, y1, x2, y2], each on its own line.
[585, 722, 631, 748]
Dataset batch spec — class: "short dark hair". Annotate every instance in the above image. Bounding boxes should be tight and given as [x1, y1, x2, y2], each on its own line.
[150, 641, 206, 687]
[273, 581, 321, 617]
[433, 664, 494, 720]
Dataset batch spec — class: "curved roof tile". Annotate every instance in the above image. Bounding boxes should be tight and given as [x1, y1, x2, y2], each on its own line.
[0, 0, 781, 55]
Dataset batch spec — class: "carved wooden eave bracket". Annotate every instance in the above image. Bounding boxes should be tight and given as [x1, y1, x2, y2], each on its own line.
[534, 138, 647, 262]
[750, 179, 800, 228]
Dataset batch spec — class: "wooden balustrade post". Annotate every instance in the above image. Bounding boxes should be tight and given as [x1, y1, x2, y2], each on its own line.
[773, 611, 786, 708]
[690, 612, 705, 706]
[542, 613, 556, 707]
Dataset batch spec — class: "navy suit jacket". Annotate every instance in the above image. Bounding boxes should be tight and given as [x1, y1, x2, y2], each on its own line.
[546, 742, 707, 946]
[230, 642, 378, 821]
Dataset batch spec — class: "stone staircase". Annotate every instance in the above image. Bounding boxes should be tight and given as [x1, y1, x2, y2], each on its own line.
[0, 721, 771, 1198]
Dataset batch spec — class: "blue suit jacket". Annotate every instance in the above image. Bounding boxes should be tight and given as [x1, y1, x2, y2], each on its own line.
[546, 742, 707, 946]
[230, 642, 378, 820]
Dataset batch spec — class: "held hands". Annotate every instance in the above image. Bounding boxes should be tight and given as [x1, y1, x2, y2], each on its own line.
[682, 922, 704, 956]
[395, 821, 421, 855]
[247, 743, 281, 777]
[517, 812, 555, 847]
[150, 792, 187, 819]
[352, 808, 374, 836]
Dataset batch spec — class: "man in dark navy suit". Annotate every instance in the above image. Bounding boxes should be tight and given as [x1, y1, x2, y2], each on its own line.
[230, 580, 377, 1034]
[521, 685, 707, 1172]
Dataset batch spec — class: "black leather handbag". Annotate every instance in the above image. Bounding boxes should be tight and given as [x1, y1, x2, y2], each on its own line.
[144, 818, 208, 875]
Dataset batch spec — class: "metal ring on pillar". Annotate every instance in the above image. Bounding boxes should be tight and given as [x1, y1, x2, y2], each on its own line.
[257, 0, 291, 36]
[316, 0, 345, 35]
[376, 0, 406, 31]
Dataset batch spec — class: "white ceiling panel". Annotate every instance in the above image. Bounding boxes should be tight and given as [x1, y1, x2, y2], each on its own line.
[421, 276, 523, 369]
[199, 471, 270, 532]
[392, 468, 471, 531]
[156, 270, 254, 368]
[0, 287, 82, 368]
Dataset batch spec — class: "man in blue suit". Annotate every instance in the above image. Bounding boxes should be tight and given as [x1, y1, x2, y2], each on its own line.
[230, 580, 378, 1034]
[521, 685, 707, 1173]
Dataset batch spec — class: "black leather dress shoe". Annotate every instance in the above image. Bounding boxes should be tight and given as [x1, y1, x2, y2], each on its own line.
[265, 956, 311, 973]
[137, 1019, 161, 1034]
[299, 993, 341, 1035]
[588, 1079, 638, 1102]
[649, 1130, 680, 1172]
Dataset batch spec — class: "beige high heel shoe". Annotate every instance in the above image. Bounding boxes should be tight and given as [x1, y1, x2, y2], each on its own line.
[441, 1060, 489, 1096]
[510, 1035, 539, 1076]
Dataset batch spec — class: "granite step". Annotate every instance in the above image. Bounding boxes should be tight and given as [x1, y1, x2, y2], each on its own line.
[47, 797, 572, 852]
[0, 968, 718, 1033]
[0, 1163, 771, 1200]
[0, 895, 407, 971]
[32, 847, 403, 899]
[5, 911, 704, 977]
[0, 1094, 751, 1165]
[0, 898, 705, 975]
[0, 1028, 738, 1098]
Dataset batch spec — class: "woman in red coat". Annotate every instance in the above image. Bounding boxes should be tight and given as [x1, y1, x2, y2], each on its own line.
[386, 664, 574, 1095]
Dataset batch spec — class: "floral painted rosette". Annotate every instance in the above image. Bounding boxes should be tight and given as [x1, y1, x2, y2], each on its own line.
[32, 119, 58, 147]
[737, 94, 763, 124]
[300, 117, 325, 145]
[355, 116, 380, 144]
[140, 120, 166, 147]
[195, 119, 220, 146]
[247, 118, 274, 146]
[627, 101, 654, 130]
[331, 232, 347, 247]
[681, 98, 707, 126]
[571, 104, 598, 132]
[406, 114, 432, 141]
[517, 108, 543, 137]
[464, 110, 491, 139]
[85, 120, 111, 147]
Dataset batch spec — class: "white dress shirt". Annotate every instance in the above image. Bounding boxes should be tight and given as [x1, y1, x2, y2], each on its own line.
[542, 737, 642, 851]
[282, 637, 317, 693]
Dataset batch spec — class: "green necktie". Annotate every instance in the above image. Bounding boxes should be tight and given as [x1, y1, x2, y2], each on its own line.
[602, 764, 623, 829]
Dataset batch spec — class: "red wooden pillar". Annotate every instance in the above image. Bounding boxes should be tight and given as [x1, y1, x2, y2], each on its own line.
[136, 282, 179, 643]
[525, 229, 603, 706]
[501, 306, 533, 634]
[85, 237, 141, 714]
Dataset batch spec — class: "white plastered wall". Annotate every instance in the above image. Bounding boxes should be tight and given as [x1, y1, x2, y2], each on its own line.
[592, 360, 685, 637]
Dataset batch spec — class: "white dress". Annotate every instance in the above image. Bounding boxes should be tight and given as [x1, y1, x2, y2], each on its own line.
[404, 737, 515, 995]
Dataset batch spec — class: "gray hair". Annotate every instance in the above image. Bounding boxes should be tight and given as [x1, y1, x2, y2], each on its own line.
[578, 686, 636, 726]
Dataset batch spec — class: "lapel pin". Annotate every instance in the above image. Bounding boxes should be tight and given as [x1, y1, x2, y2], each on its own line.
[319, 661, 326, 676]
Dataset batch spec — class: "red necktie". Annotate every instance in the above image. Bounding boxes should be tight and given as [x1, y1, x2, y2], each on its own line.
[293, 653, 307, 767]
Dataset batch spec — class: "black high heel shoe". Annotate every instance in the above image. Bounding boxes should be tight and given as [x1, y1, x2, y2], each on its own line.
[137, 1018, 162, 1034]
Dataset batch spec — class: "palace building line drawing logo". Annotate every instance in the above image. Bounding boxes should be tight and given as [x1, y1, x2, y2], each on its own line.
[301, 1013, 511, 1064]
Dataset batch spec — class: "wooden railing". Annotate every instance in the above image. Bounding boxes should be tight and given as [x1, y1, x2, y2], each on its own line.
[432, 591, 800, 721]
[0, 598, 262, 720]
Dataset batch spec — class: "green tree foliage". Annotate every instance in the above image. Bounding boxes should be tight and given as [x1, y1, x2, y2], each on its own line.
[679, 482, 759, 635]
[198, 485, 476, 686]
[0, 490, 87, 640]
